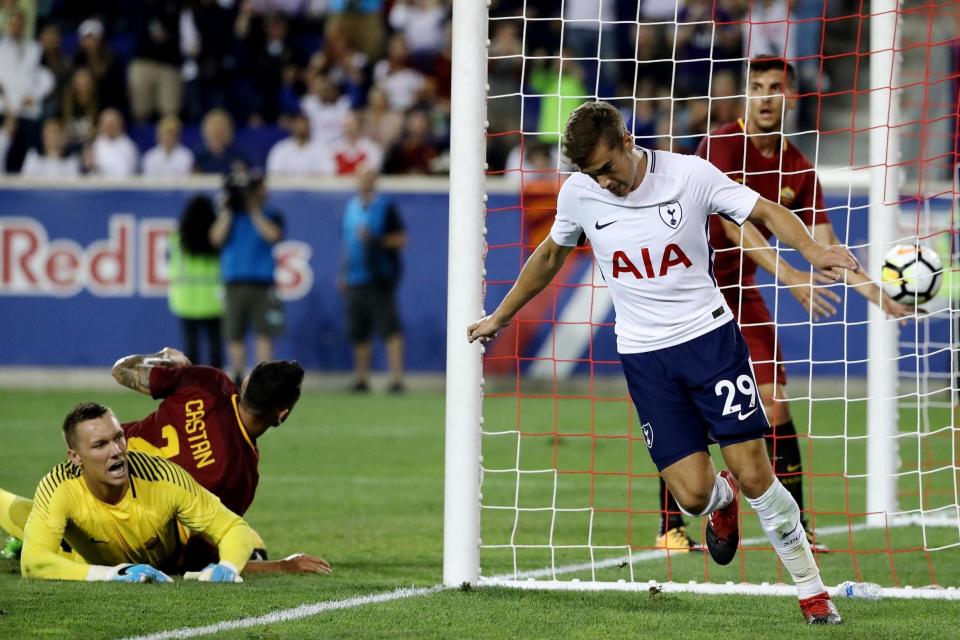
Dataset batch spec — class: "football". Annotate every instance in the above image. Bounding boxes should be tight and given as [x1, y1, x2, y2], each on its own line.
[880, 244, 943, 304]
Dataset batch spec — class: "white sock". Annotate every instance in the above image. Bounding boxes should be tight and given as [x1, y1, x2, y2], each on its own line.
[677, 473, 734, 517]
[747, 479, 825, 599]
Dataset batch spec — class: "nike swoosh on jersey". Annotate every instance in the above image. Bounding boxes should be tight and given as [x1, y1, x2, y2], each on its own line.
[786, 463, 802, 472]
[594, 219, 618, 230]
[737, 408, 758, 421]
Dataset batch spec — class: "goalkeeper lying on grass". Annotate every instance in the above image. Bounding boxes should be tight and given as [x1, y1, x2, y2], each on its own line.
[10, 402, 323, 582]
[1, 347, 331, 576]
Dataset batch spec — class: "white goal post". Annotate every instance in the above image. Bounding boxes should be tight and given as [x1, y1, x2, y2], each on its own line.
[443, 0, 960, 597]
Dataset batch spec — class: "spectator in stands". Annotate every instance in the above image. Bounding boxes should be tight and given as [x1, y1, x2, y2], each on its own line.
[634, 24, 673, 93]
[503, 140, 558, 182]
[744, 0, 795, 61]
[194, 108, 248, 174]
[790, 0, 829, 128]
[275, 63, 304, 126]
[676, 0, 740, 98]
[37, 24, 70, 120]
[384, 110, 438, 175]
[486, 20, 523, 170]
[326, 0, 386, 60]
[168, 195, 223, 369]
[0, 7, 53, 172]
[74, 18, 124, 111]
[182, 0, 238, 124]
[710, 70, 742, 128]
[372, 35, 426, 112]
[88, 108, 139, 177]
[300, 72, 351, 148]
[61, 67, 99, 148]
[307, 25, 368, 107]
[671, 97, 710, 154]
[528, 54, 587, 144]
[235, 10, 301, 125]
[127, 0, 183, 122]
[388, 0, 449, 69]
[265, 111, 332, 177]
[674, 0, 742, 97]
[21, 118, 80, 179]
[331, 111, 383, 176]
[340, 168, 406, 393]
[361, 86, 403, 150]
[562, 0, 618, 90]
[142, 115, 195, 178]
[428, 23, 452, 107]
[624, 81, 661, 148]
[0, 1, 34, 39]
[0, 111, 13, 173]
[209, 170, 285, 386]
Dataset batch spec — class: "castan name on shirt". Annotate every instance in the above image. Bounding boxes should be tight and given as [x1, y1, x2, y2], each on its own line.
[184, 399, 216, 469]
[611, 243, 692, 279]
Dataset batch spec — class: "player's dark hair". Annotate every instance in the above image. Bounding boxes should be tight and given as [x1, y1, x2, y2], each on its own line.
[562, 101, 629, 168]
[179, 195, 219, 256]
[62, 402, 111, 448]
[748, 56, 797, 88]
[243, 360, 305, 416]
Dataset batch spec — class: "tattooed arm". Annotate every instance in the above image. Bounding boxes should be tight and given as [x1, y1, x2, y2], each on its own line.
[111, 348, 191, 395]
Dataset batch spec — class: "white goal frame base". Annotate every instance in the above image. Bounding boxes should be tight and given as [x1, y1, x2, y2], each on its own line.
[476, 515, 960, 598]
[477, 578, 960, 601]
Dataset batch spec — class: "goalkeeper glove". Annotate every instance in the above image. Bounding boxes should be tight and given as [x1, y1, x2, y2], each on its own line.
[106, 563, 173, 583]
[197, 561, 242, 583]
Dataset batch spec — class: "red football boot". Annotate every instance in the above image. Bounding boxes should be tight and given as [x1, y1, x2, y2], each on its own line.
[705, 470, 739, 565]
[799, 591, 843, 625]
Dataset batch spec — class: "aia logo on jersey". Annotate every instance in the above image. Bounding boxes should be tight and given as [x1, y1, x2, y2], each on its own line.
[641, 422, 654, 448]
[658, 201, 682, 229]
[779, 187, 796, 206]
[611, 243, 692, 279]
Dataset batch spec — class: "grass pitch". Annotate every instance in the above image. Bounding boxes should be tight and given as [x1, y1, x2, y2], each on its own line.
[0, 387, 958, 639]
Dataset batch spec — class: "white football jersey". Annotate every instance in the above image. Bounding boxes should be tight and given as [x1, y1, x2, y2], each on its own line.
[550, 148, 760, 353]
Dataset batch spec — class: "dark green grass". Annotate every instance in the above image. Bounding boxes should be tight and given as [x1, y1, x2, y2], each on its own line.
[0, 389, 958, 639]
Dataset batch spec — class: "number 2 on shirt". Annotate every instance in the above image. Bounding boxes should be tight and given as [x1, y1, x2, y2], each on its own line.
[127, 425, 180, 459]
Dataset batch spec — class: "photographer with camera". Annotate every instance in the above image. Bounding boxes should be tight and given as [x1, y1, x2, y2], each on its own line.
[210, 170, 285, 385]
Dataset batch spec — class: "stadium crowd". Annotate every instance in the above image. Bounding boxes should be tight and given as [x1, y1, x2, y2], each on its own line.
[0, 0, 826, 180]
[0, 0, 453, 178]
[487, 0, 822, 171]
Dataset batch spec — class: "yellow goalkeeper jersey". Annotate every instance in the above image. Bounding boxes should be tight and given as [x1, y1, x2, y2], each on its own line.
[21, 450, 253, 581]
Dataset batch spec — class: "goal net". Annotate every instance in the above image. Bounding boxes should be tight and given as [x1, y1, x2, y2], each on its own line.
[444, 0, 960, 598]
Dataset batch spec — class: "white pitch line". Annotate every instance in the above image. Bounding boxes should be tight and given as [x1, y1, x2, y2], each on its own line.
[117, 585, 445, 640]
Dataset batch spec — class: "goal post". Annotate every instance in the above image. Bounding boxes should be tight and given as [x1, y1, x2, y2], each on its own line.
[866, 0, 901, 529]
[442, 0, 488, 587]
[444, 0, 960, 596]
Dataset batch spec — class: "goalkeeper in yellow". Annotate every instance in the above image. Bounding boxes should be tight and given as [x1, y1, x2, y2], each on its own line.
[21, 401, 253, 583]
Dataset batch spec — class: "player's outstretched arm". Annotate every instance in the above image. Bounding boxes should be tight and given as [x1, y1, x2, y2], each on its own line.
[748, 197, 860, 281]
[242, 553, 332, 575]
[811, 222, 914, 320]
[467, 236, 575, 343]
[111, 347, 191, 395]
[719, 217, 841, 320]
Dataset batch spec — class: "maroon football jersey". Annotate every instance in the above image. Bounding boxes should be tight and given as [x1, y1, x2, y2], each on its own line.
[122, 366, 259, 516]
[697, 119, 828, 286]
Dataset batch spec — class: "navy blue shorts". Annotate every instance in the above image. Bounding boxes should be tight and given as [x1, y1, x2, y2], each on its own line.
[620, 320, 770, 471]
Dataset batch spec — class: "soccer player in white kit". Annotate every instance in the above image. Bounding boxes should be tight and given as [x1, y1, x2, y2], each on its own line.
[468, 101, 850, 624]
